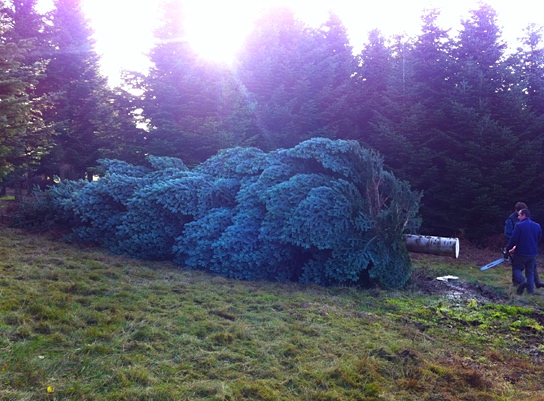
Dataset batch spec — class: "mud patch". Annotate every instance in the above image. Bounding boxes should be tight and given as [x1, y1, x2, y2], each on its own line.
[410, 267, 504, 304]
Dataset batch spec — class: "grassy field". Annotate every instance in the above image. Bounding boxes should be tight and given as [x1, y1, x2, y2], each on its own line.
[1, 225, 544, 401]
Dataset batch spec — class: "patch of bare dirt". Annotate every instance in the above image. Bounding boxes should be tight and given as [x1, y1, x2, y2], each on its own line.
[408, 238, 513, 303]
[410, 267, 504, 303]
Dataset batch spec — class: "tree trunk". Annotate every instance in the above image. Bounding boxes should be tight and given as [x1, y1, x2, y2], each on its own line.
[403, 234, 459, 258]
[13, 175, 23, 203]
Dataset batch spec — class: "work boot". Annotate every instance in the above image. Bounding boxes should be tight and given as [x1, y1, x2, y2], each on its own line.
[536, 282, 544, 289]
[517, 282, 527, 295]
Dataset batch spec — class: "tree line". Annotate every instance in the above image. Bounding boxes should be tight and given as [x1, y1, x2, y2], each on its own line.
[1, 0, 544, 240]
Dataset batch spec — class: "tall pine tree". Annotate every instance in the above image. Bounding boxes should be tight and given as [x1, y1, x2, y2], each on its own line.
[0, 0, 48, 197]
[236, 8, 354, 150]
[505, 24, 544, 214]
[397, 9, 455, 233]
[36, 0, 116, 181]
[137, 1, 256, 166]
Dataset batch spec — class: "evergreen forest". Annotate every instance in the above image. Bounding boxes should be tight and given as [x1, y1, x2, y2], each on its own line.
[2, 0, 544, 243]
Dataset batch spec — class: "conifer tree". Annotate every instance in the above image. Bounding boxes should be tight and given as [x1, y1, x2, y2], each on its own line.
[392, 9, 455, 231]
[236, 8, 355, 150]
[504, 24, 544, 212]
[35, 0, 116, 181]
[99, 76, 149, 166]
[137, 1, 256, 166]
[23, 139, 421, 289]
[0, 0, 48, 197]
[360, 33, 416, 173]
[351, 30, 393, 142]
[450, 4, 508, 117]
[513, 24, 544, 116]
[233, 7, 305, 150]
[306, 11, 355, 139]
[0, 15, 30, 178]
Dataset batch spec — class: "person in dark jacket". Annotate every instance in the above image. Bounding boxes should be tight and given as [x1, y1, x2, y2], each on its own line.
[506, 209, 542, 295]
[504, 202, 544, 288]
[505, 202, 527, 285]
[505, 202, 527, 240]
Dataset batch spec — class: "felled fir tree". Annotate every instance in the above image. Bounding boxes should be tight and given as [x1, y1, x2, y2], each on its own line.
[35, 138, 421, 288]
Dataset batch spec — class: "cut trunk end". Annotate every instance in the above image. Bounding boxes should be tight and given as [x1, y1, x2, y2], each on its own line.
[403, 234, 460, 258]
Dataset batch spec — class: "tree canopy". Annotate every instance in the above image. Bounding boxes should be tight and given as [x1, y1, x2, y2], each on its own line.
[3, 1, 544, 241]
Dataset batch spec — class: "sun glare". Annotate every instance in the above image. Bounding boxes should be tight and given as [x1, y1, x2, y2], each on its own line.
[181, 0, 332, 65]
[37, 0, 544, 86]
[183, 1, 260, 65]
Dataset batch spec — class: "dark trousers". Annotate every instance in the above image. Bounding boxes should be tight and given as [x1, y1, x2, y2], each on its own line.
[512, 257, 541, 286]
[512, 255, 537, 294]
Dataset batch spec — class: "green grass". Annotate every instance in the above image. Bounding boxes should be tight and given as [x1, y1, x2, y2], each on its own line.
[1, 226, 543, 400]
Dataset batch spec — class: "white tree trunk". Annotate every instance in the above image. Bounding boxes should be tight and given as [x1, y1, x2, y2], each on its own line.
[403, 235, 459, 258]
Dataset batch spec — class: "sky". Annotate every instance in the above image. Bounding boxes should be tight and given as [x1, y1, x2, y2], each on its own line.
[37, 0, 544, 87]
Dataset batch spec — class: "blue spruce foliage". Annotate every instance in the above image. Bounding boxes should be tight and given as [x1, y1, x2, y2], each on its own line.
[38, 139, 421, 288]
